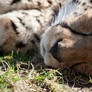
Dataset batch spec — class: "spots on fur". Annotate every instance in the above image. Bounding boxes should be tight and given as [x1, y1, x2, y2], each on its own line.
[53, 3, 61, 17]
[84, 8, 87, 11]
[37, 2, 41, 6]
[51, 3, 61, 24]
[22, 12, 28, 16]
[36, 18, 41, 25]
[90, 0, 92, 3]
[72, 0, 80, 4]
[11, 21, 19, 34]
[30, 33, 40, 46]
[18, 17, 25, 26]
[36, 16, 43, 29]
[82, 2, 86, 6]
[47, 0, 52, 4]
[11, 0, 21, 5]
[17, 17, 31, 30]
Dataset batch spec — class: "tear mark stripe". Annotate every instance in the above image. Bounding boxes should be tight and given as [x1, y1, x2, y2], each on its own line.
[11, 21, 19, 34]
[18, 17, 25, 26]
[18, 17, 30, 30]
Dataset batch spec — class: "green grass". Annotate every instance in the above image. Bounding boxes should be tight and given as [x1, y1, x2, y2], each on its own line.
[0, 51, 92, 92]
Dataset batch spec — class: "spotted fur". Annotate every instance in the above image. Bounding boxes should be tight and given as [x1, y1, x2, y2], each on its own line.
[0, 0, 66, 54]
[40, 0, 92, 76]
[0, 0, 63, 14]
[0, 9, 52, 53]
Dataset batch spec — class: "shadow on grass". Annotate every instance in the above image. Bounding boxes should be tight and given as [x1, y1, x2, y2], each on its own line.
[0, 49, 92, 90]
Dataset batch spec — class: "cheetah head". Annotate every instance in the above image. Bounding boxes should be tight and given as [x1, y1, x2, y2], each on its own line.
[40, 23, 92, 75]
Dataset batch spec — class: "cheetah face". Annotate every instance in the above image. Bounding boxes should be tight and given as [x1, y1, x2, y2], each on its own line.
[40, 24, 92, 70]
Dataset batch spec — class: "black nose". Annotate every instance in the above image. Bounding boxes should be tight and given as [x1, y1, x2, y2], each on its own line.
[49, 39, 62, 62]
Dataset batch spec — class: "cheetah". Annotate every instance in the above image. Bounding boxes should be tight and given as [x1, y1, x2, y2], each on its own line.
[40, 0, 92, 76]
[0, 0, 65, 55]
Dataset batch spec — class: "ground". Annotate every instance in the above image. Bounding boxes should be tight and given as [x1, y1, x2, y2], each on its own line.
[0, 49, 92, 92]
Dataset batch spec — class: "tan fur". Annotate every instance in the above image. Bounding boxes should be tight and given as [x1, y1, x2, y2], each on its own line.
[40, 8, 92, 76]
[0, 0, 65, 53]
[65, 9, 92, 34]
[0, 17, 18, 52]
[0, 10, 49, 53]
[0, 0, 63, 14]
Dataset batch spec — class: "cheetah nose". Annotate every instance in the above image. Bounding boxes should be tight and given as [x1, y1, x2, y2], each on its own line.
[49, 39, 62, 62]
